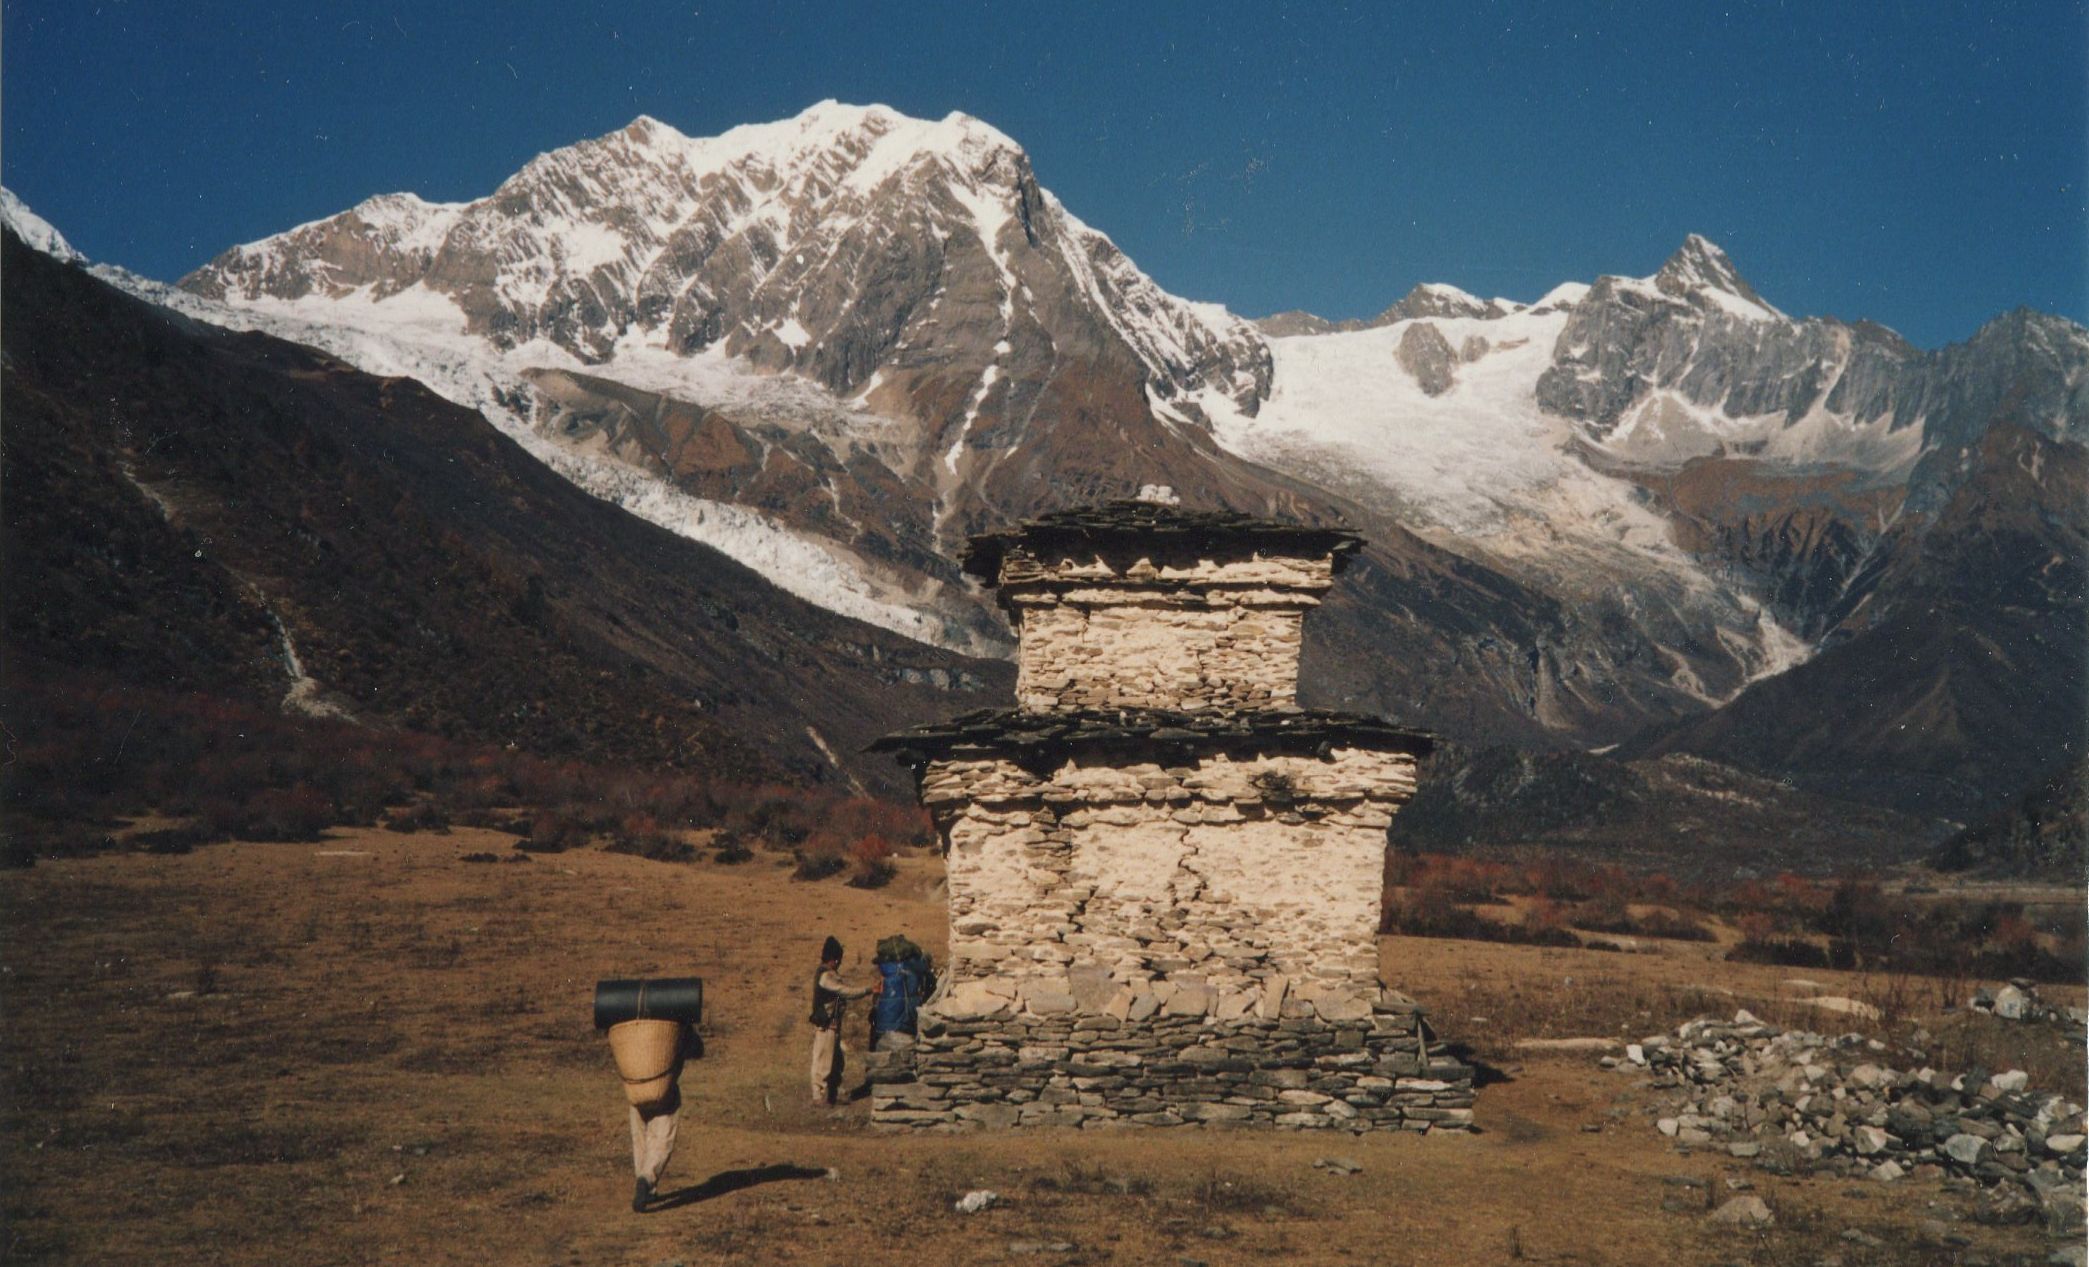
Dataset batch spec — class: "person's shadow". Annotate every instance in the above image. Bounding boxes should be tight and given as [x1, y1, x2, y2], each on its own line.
[649, 1164, 831, 1210]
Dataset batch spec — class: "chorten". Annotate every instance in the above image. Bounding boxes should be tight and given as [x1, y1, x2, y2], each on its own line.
[870, 500, 1472, 1132]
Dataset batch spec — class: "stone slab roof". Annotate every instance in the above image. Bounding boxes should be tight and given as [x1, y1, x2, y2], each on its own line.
[960, 501, 1363, 584]
[870, 706, 1434, 767]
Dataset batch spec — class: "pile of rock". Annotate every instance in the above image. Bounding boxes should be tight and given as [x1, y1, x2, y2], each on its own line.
[1971, 980, 2087, 1028]
[1630, 1011, 2085, 1232]
[868, 992, 1474, 1132]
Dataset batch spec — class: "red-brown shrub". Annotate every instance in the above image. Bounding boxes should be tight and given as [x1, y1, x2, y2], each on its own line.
[792, 830, 849, 881]
[846, 834, 897, 889]
[203, 783, 338, 841]
[520, 811, 589, 853]
[1735, 911, 1778, 945]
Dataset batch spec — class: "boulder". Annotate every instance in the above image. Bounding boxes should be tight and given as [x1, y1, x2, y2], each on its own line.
[1707, 1195, 1774, 1227]
[1942, 1133, 1990, 1166]
[1993, 985, 2031, 1020]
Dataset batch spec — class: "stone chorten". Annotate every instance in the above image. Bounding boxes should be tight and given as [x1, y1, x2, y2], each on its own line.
[870, 501, 1473, 1132]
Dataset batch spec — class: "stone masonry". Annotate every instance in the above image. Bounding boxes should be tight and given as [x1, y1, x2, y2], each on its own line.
[871, 501, 1472, 1131]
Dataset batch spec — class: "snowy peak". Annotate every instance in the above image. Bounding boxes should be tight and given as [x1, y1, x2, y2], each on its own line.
[1651, 234, 1784, 322]
[181, 100, 1268, 433]
[1256, 282, 1524, 336]
[1375, 282, 1512, 323]
[1, 188, 85, 263]
[1528, 281, 1589, 314]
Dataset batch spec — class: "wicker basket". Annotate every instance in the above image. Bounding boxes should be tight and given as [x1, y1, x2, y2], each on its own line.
[608, 1019, 681, 1109]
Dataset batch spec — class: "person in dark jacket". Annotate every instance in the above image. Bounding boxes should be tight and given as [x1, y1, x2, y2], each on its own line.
[808, 936, 877, 1107]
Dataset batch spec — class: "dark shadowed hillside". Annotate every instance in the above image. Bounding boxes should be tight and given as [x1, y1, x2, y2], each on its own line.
[1621, 425, 2087, 825]
[1388, 744, 1936, 878]
[1932, 760, 2088, 881]
[0, 229, 1009, 796]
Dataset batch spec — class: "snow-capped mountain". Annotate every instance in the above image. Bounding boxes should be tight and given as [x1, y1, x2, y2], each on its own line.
[20, 101, 2081, 826]
[183, 104, 1266, 426]
[0, 188, 84, 263]
[158, 103, 1296, 655]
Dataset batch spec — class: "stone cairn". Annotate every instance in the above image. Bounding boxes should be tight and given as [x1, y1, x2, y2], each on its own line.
[868, 500, 1472, 1132]
[1632, 1011, 2086, 1237]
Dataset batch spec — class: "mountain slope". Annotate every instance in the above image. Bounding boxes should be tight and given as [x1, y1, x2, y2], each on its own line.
[2, 227, 1007, 793]
[152, 110, 1849, 739]
[1932, 760, 2087, 880]
[35, 100, 2077, 841]
[1620, 424, 2088, 822]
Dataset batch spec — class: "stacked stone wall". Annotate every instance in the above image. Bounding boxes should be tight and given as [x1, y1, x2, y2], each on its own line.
[873, 743, 1472, 1132]
[870, 1001, 1474, 1132]
[1014, 597, 1309, 711]
[923, 749, 1412, 1007]
[1004, 549, 1333, 713]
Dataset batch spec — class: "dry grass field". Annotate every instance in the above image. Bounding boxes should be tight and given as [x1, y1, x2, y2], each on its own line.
[2, 829, 2082, 1266]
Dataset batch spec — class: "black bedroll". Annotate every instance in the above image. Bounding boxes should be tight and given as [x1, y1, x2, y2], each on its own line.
[593, 977, 704, 1030]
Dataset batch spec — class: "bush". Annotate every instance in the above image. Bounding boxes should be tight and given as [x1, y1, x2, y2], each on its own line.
[604, 813, 696, 863]
[203, 784, 338, 841]
[1726, 936, 1832, 968]
[1380, 888, 1579, 947]
[134, 825, 212, 855]
[709, 830, 753, 864]
[518, 811, 588, 853]
[1, 669, 929, 865]
[382, 802, 452, 834]
[1628, 907, 1715, 942]
[792, 831, 849, 881]
[1384, 854, 1502, 904]
[1568, 894, 1712, 942]
[846, 834, 897, 889]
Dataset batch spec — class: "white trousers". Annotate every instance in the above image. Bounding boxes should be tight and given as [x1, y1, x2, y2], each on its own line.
[628, 1100, 678, 1184]
[810, 1027, 845, 1104]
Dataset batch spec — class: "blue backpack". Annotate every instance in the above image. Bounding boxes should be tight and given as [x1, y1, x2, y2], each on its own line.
[870, 957, 931, 1036]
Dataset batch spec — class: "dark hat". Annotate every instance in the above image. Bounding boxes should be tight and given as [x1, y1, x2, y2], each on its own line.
[821, 936, 844, 962]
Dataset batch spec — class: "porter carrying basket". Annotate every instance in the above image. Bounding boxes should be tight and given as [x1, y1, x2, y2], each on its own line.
[607, 1019, 681, 1110]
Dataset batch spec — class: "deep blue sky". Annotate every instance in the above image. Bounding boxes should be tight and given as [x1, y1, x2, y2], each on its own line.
[5, 0, 2082, 347]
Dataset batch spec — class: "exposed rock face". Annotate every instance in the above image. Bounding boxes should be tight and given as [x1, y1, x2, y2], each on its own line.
[1394, 323, 1457, 396]
[181, 104, 1269, 432]
[1623, 425, 2089, 821]
[1537, 237, 2086, 474]
[1254, 283, 1513, 336]
[1626, 458, 1907, 639]
[1255, 309, 1342, 337]
[1375, 282, 1514, 324]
